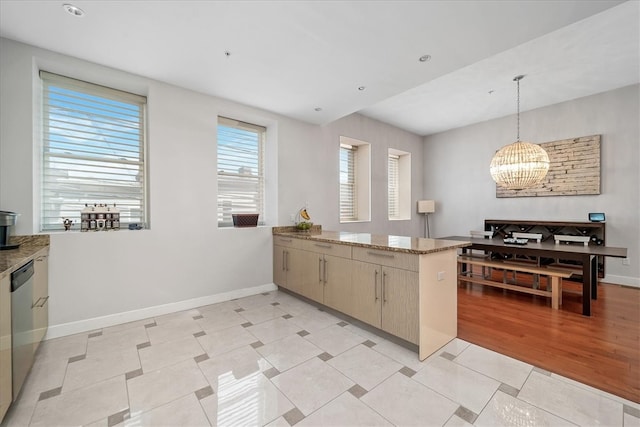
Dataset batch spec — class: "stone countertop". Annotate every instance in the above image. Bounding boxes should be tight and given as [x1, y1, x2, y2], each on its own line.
[0, 235, 50, 280]
[273, 228, 470, 255]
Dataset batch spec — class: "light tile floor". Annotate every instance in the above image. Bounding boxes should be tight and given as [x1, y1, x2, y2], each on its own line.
[3, 290, 639, 426]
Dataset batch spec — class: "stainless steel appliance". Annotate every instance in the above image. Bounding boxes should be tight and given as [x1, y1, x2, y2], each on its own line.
[0, 211, 19, 250]
[10, 260, 34, 400]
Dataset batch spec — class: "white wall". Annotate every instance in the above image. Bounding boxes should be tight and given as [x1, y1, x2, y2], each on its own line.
[423, 84, 640, 287]
[0, 38, 426, 336]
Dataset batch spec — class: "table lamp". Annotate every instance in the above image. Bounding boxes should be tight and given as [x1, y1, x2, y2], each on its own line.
[417, 200, 435, 238]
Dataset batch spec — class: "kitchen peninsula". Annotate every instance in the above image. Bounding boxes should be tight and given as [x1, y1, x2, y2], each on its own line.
[272, 227, 470, 360]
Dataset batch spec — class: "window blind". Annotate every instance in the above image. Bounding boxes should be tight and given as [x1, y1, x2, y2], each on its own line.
[339, 144, 357, 221]
[40, 71, 147, 231]
[217, 117, 265, 225]
[388, 154, 400, 219]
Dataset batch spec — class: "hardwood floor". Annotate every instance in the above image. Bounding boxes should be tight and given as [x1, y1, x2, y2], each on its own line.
[457, 276, 640, 404]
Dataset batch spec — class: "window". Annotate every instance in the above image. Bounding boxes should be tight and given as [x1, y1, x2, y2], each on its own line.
[40, 71, 147, 231]
[217, 117, 266, 226]
[388, 154, 400, 218]
[339, 136, 370, 223]
[340, 144, 357, 221]
[388, 148, 411, 220]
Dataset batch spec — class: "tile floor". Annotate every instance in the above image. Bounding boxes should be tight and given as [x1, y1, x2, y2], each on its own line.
[3, 290, 639, 426]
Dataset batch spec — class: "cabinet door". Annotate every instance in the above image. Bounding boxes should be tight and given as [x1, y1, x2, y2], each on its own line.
[351, 261, 381, 328]
[287, 248, 316, 297]
[33, 255, 49, 350]
[273, 245, 288, 288]
[323, 254, 352, 314]
[296, 250, 325, 303]
[0, 275, 11, 422]
[381, 267, 419, 344]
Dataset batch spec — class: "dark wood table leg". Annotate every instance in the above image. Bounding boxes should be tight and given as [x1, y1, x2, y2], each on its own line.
[582, 255, 592, 316]
[591, 255, 598, 300]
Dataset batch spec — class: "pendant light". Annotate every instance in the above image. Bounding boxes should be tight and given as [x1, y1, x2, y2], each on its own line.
[490, 75, 550, 190]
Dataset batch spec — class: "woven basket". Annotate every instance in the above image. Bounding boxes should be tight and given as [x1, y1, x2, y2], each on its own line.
[232, 214, 259, 227]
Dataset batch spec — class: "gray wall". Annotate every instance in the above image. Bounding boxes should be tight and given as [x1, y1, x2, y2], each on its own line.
[423, 84, 640, 286]
[0, 38, 425, 336]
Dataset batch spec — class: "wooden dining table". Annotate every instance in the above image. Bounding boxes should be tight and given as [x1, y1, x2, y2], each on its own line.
[442, 236, 628, 316]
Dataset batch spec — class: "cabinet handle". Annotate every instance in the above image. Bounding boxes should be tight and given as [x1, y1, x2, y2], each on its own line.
[319, 257, 323, 282]
[383, 272, 388, 303]
[37, 296, 49, 308]
[285, 251, 289, 272]
[367, 251, 395, 258]
[324, 259, 328, 284]
[279, 238, 293, 243]
[374, 270, 379, 301]
[314, 243, 332, 249]
[32, 297, 43, 309]
[36, 256, 47, 262]
[282, 250, 286, 271]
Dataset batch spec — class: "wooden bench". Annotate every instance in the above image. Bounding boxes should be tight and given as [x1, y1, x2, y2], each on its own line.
[457, 255, 573, 309]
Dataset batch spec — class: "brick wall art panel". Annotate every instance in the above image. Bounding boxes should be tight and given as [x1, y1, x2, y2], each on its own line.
[496, 134, 601, 198]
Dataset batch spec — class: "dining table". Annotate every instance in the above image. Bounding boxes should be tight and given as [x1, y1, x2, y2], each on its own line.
[442, 235, 628, 316]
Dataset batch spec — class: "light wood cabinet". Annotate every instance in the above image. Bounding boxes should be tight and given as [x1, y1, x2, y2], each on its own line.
[351, 260, 381, 326]
[272, 233, 458, 360]
[33, 254, 49, 352]
[381, 267, 419, 344]
[0, 274, 11, 423]
[273, 245, 288, 287]
[351, 261, 419, 344]
[274, 240, 317, 298]
[321, 254, 352, 314]
[293, 249, 323, 303]
[296, 241, 352, 307]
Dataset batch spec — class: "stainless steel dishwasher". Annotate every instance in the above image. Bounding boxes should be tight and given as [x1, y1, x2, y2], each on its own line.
[11, 260, 34, 400]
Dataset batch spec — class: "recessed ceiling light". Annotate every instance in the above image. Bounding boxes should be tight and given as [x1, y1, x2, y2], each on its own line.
[63, 4, 85, 17]
[314, 107, 322, 112]
[418, 54, 431, 62]
[357, 86, 366, 91]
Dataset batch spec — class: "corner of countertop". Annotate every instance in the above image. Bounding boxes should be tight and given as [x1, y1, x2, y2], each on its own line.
[10, 234, 50, 247]
[272, 224, 322, 235]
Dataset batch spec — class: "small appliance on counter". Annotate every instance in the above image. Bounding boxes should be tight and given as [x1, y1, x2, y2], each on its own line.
[0, 210, 20, 250]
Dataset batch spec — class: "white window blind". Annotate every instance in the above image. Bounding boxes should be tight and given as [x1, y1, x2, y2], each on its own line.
[40, 71, 147, 231]
[388, 154, 400, 219]
[217, 117, 265, 226]
[340, 144, 357, 221]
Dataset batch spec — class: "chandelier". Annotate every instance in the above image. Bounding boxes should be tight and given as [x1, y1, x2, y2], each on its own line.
[490, 75, 550, 190]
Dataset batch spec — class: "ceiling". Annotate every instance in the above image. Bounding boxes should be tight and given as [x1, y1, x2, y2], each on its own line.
[1, 1, 638, 136]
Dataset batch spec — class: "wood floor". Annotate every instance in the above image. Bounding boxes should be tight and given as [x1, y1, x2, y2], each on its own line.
[457, 276, 640, 404]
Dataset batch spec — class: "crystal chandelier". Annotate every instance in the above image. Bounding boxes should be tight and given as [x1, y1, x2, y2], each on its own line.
[490, 75, 550, 190]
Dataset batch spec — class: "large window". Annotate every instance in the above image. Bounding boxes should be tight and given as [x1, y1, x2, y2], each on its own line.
[339, 136, 370, 223]
[40, 71, 147, 231]
[339, 143, 357, 221]
[388, 154, 400, 218]
[217, 117, 266, 226]
[388, 148, 411, 220]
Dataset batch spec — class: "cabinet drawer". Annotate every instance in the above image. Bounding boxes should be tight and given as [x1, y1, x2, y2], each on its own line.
[273, 236, 303, 249]
[300, 239, 352, 258]
[352, 247, 418, 272]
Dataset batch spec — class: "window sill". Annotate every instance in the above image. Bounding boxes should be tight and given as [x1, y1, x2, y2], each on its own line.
[218, 225, 271, 230]
[389, 217, 411, 221]
[339, 219, 371, 224]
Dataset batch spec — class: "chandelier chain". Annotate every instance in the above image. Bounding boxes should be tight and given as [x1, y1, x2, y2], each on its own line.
[516, 77, 521, 141]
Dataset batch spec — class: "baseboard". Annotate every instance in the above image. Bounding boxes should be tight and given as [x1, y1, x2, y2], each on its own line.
[602, 274, 639, 288]
[45, 283, 278, 340]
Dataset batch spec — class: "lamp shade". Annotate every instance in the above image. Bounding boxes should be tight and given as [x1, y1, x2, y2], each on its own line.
[490, 141, 550, 190]
[417, 200, 435, 213]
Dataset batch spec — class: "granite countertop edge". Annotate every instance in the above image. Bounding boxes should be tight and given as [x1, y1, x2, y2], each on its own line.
[273, 227, 470, 255]
[0, 235, 50, 280]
